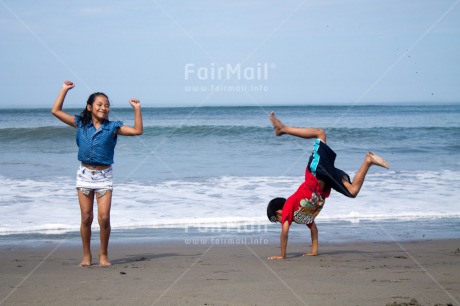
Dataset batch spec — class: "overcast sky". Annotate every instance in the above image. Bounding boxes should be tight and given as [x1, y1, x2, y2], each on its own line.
[1, 0, 459, 108]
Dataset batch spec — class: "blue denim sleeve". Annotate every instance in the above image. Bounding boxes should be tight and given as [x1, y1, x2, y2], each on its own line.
[74, 115, 82, 128]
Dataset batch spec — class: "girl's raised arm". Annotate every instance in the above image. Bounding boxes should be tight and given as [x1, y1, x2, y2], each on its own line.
[51, 81, 77, 128]
[118, 98, 143, 136]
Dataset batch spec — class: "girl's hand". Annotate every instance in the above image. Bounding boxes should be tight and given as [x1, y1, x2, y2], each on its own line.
[129, 98, 141, 109]
[62, 81, 75, 90]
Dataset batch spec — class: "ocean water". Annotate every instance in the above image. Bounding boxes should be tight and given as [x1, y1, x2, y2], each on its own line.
[0, 104, 459, 244]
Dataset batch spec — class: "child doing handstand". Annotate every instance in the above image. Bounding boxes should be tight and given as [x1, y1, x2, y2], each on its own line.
[267, 112, 389, 260]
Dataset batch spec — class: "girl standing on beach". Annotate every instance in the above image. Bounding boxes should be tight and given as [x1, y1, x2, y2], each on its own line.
[51, 81, 143, 266]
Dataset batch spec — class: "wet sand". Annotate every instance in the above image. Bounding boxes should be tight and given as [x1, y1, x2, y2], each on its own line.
[0, 239, 459, 305]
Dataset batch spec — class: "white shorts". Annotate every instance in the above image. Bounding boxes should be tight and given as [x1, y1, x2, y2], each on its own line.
[76, 164, 113, 197]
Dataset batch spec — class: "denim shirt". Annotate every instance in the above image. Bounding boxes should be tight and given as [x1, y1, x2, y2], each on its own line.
[74, 116, 123, 166]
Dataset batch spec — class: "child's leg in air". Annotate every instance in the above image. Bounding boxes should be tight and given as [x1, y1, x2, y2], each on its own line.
[270, 111, 389, 198]
[342, 152, 389, 197]
[269, 112, 326, 142]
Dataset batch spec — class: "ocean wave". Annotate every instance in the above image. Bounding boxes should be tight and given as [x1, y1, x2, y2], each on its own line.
[0, 126, 75, 142]
[1, 170, 460, 236]
[1, 125, 459, 142]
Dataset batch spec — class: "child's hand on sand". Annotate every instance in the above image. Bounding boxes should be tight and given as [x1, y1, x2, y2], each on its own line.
[62, 81, 75, 90]
[129, 98, 141, 109]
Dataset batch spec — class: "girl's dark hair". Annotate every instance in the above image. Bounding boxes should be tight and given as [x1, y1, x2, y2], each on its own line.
[77, 92, 109, 127]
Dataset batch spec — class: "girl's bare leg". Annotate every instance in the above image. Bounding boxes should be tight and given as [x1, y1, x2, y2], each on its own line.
[269, 112, 326, 142]
[343, 152, 389, 197]
[97, 191, 112, 266]
[78, 191, 94, 266]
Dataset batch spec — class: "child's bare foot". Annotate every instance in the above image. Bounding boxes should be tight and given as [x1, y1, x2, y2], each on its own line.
[99, 254, 111, 267]
[79, 254, 92, 267]
[269, 112, 285, 136]
[303, 252, 318, 256]
[367, 152, 389, 169]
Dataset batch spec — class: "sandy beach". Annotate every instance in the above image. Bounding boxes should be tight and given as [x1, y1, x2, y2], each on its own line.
[0, 239, 459, 306]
